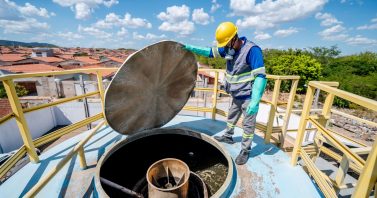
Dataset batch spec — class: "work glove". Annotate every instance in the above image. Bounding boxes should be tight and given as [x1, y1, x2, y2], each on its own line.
[246, 76, 267, 115]
[182, 44, 211, 57]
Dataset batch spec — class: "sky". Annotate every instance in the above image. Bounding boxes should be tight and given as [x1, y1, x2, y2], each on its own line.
[0, 0, 376, 55]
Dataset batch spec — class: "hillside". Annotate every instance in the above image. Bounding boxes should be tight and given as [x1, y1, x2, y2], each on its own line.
[0, 40, 58, 48]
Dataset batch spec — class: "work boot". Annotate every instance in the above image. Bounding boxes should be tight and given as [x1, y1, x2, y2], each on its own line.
[235, 149, 249, 165]
[214, 135, 235, 144]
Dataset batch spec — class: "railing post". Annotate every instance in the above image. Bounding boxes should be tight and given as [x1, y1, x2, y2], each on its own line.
[3, 80, 39, 163]
[353, 138, 377, 198]
[280, 79, 299, 148]
[265, 79, 281, 144]
[311, 92, 336, 162]
[211, 71, 219, 120]
[291, 84, 315, 166]
[78, 147, 87, 169]
[96, 71, 105, 115]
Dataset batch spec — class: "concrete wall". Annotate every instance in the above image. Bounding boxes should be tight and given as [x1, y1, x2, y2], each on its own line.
[0, 108, 56, 153]
[54, 101, 102, 125]
[0, 101, 102, 153]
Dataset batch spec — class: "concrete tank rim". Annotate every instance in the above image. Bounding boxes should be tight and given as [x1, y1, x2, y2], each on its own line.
[94, 127, 234, 198]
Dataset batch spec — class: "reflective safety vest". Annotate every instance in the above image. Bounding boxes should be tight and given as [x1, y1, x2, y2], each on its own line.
[224, 40, 265, 98]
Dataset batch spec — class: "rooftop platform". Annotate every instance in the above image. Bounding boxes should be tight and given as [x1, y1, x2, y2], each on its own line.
[0, 115, 322, 198]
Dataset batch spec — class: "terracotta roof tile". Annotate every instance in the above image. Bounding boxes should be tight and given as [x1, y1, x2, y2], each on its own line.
[74, 56, 100, 64]
[107, 56, 125, 63]
[32, 56, 64, 63]
[80, 65, 115, 77]
[0, 54, 28, 62]
[0, 64, 64, 73]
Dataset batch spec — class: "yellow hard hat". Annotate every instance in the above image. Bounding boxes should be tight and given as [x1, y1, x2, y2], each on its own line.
[215, 22, 238, 47]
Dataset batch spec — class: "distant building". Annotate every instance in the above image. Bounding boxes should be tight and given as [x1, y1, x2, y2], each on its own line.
[31, 48, 54, 57]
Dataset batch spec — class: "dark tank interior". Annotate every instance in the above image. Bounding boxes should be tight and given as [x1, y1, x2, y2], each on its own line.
[99, 128, 229, 197]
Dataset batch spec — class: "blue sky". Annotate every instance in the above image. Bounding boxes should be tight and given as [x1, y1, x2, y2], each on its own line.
[0, 0, 376, 55]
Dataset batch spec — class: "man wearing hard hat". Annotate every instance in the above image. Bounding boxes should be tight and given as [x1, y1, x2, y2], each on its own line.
[183, 22, 267, 165]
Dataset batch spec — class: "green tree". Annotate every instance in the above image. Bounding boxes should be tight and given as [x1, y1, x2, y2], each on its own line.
[265, 54, 322, 92]
[0, 82, 28, 98]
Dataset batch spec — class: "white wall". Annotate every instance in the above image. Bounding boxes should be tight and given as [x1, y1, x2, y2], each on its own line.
[0, 101, 102, 153]
[0, 108, 56, 152]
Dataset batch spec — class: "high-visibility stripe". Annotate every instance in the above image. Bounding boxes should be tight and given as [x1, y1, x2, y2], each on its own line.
[252, 67, 266, 76]
[212, 47, 221, 58]
[242, 133, 254, 139]
[227, 122, 235, 128]
[226, 72, 254, 84]
[225, 67, 266, 84]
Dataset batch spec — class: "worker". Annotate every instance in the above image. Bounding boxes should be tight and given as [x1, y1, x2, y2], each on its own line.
[182, 22, 267, 165]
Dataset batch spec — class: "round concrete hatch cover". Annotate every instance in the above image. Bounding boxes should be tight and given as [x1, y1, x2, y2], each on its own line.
[104, 41, 197, 135]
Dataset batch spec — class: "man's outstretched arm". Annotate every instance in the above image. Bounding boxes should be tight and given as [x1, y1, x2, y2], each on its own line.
[183, 44, 225, 58]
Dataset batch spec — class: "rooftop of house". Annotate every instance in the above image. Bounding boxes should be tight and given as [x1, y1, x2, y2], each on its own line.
[73, 56, 101, 65]
[80, 65, 115, 78]
[31, 57, 65, 63]
[0, 64, 64, 73]
[0, 54, 28, 62]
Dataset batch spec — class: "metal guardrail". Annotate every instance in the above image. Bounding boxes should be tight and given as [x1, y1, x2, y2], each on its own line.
[0, 68, 116, 180]
[6, 67, 374, 197]
[291, 81, 377, 198]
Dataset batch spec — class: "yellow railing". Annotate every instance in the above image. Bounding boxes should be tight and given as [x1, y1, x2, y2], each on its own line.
[0, 68, 117, 180]
[184, 69, 300, 145]
[0, 67, 301, 196]
[291, 81, 377, 198]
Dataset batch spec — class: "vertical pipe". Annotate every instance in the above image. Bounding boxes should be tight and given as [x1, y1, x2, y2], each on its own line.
[291, 84, 315, 166]
[3, 80, 39, 163]
[80, 75, 91, 130]
[280, 79, 299, 148]
[265, 79, 281, 144]
[211, 71, 219, 120]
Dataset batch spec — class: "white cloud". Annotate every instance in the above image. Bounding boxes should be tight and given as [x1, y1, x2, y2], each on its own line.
[346, 35, 377, 45]
[319, 24, 346, 38]
[357, 17, 377, 30]
[78, 25, 112, 39]
[254, 31, 271, 40]
[52, 0, 119, 19]
[0, 18, 49, 34]
[273, 27, 298, 37]
[210, 0, 221, 13]
[56, 32, 83, 40]
[0, 0, 54, 19]
[103, 0, 118, 7]
[117, 27, 128, 37]
[132, 32, 166, 40]
[18, 2, 53, 18]
[230, 0, 327, 30]
[357, 24, 377, 30]
[192, 8, 211, 25]
[94, 13, 152, 29]
[157, 5, 190, 23]
[191, 38, 204, 41]
[315, 12, 342, 26]
[74, 3, 91, 20]
[159, 20, 195, 36]
[157, 5, 195, 36]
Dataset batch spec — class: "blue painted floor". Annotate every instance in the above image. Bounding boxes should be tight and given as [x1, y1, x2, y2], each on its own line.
[0, 115, 323, 198]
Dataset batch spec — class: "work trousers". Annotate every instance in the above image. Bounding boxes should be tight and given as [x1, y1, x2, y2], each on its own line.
[223, 98, 257, 150]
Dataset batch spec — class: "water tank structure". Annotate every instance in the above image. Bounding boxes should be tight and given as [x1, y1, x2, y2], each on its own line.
[95, 41, 235, 198]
